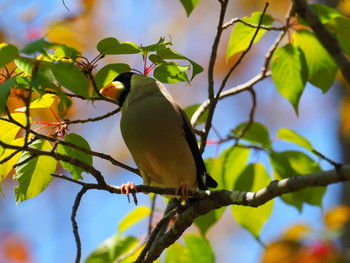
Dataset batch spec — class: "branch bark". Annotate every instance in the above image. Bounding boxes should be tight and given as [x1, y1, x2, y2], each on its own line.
[133, 165, 350, 262]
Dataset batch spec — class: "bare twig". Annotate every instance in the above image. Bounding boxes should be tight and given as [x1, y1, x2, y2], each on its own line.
[63, 107, 121, 125]
[136, 206, 178, 263]
[261, 3, 294, 75]
[234, 88, 257, 143]
[72, 187, 88, 263]
[223, 18, 284, 31]
[199, 3, 269, 152]
[191, 72, 270, 126]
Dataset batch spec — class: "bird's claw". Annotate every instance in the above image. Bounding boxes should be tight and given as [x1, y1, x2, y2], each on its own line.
[175, 183, 189, 201]
[120, 182, 138, 205]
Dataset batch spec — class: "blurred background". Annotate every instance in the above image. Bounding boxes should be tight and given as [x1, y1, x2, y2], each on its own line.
[0, 0, 350, 262]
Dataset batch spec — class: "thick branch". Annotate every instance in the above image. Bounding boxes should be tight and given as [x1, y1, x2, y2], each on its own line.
[292, 0, 350, 84]
[137, 165, 350, 262]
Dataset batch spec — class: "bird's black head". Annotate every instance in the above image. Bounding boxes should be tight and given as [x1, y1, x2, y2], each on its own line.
[112, 72, 136, 106]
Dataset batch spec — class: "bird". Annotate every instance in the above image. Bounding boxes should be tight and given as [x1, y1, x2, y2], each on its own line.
[100, 72, 217, 203]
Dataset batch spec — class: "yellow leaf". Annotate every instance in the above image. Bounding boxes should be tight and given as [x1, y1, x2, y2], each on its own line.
[46, 21, 83, 51]
[0, 138, 24, 179]
[324, 205, 350, 231]
[282, 224, 311, 241]
[16, 94, 56, 111]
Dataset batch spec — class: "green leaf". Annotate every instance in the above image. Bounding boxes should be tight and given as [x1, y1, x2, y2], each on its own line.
[118, 206, 151, 235]
[271, 43, 307, 114]
[270, 151, 325, 211]
[153, 62, 190, 84]
[52, 62, 89, 97]
[14, 139, 57, 202]
[0, 78, 16, 115]
[165, 243, 191, 263]
[231, 163, 273, 237]
[184, 234, 215, 263]
[180, 0, 201, 17]
[94, 63, 131, 89]
[97, 37, 140, 55]
[194, 207, 225, 236]
[310, 4, 343, 24]
[14, 57, 55, 92]
[0, 43, 19, 68]
[140, 37, 172, 54]
[57, 133, 92, 180]
[21, 38, 56, 55]
[183, 104, 208, 125]
[326, 16, 350, 55]
[14, 76, 31, 90]
[210, 146, 250, 190]
[231, 122, 270, 148]
[298, 4, 343, 25]
[165, 234, 214, 263]
[53, 45, 80, 61]
[227, 12, 274, 60]
[52, 86, 72, 112]
[154, 47, 204, 81]
[293, 29, 338, 93]
[277, 128, 313, 151]
[85, 235, 138, 263]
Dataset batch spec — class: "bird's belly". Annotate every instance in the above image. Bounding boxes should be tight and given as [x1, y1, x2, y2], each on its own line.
[120, 98, 197, 189]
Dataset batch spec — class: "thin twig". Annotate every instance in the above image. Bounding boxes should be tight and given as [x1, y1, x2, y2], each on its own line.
[63, 107, 121, 125]
[261, 3, 294, 75]
[0, 148, 22, 165]
[207, 0, 229, 101]
[72, 187, 88, 263]
[136, 207, 178, 263]
[223, 18, 285, 31]
[0, 116, 139, 176]
[191, 72, 270, 126]
[148, 194, 157, 236]
[199, 3, 269, 152]
[312, 149, 342, 169]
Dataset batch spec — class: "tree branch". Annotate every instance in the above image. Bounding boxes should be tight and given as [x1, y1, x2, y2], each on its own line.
[132, 165, 350, 262]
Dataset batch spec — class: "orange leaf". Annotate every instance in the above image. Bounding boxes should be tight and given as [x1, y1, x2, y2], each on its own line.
[262, 240, 303, 263]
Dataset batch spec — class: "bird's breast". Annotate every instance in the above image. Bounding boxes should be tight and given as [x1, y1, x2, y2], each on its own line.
[120, 95, 197, 189]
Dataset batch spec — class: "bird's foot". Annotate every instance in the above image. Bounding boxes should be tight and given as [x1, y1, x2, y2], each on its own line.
[120, 182, 138, 205]
[175, 183, 189, 201]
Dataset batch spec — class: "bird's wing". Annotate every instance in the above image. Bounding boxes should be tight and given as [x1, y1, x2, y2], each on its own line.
[178, 107, 218, 190]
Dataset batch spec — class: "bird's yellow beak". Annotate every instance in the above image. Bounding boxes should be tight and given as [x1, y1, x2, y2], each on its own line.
[99, 81, 124, 100]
